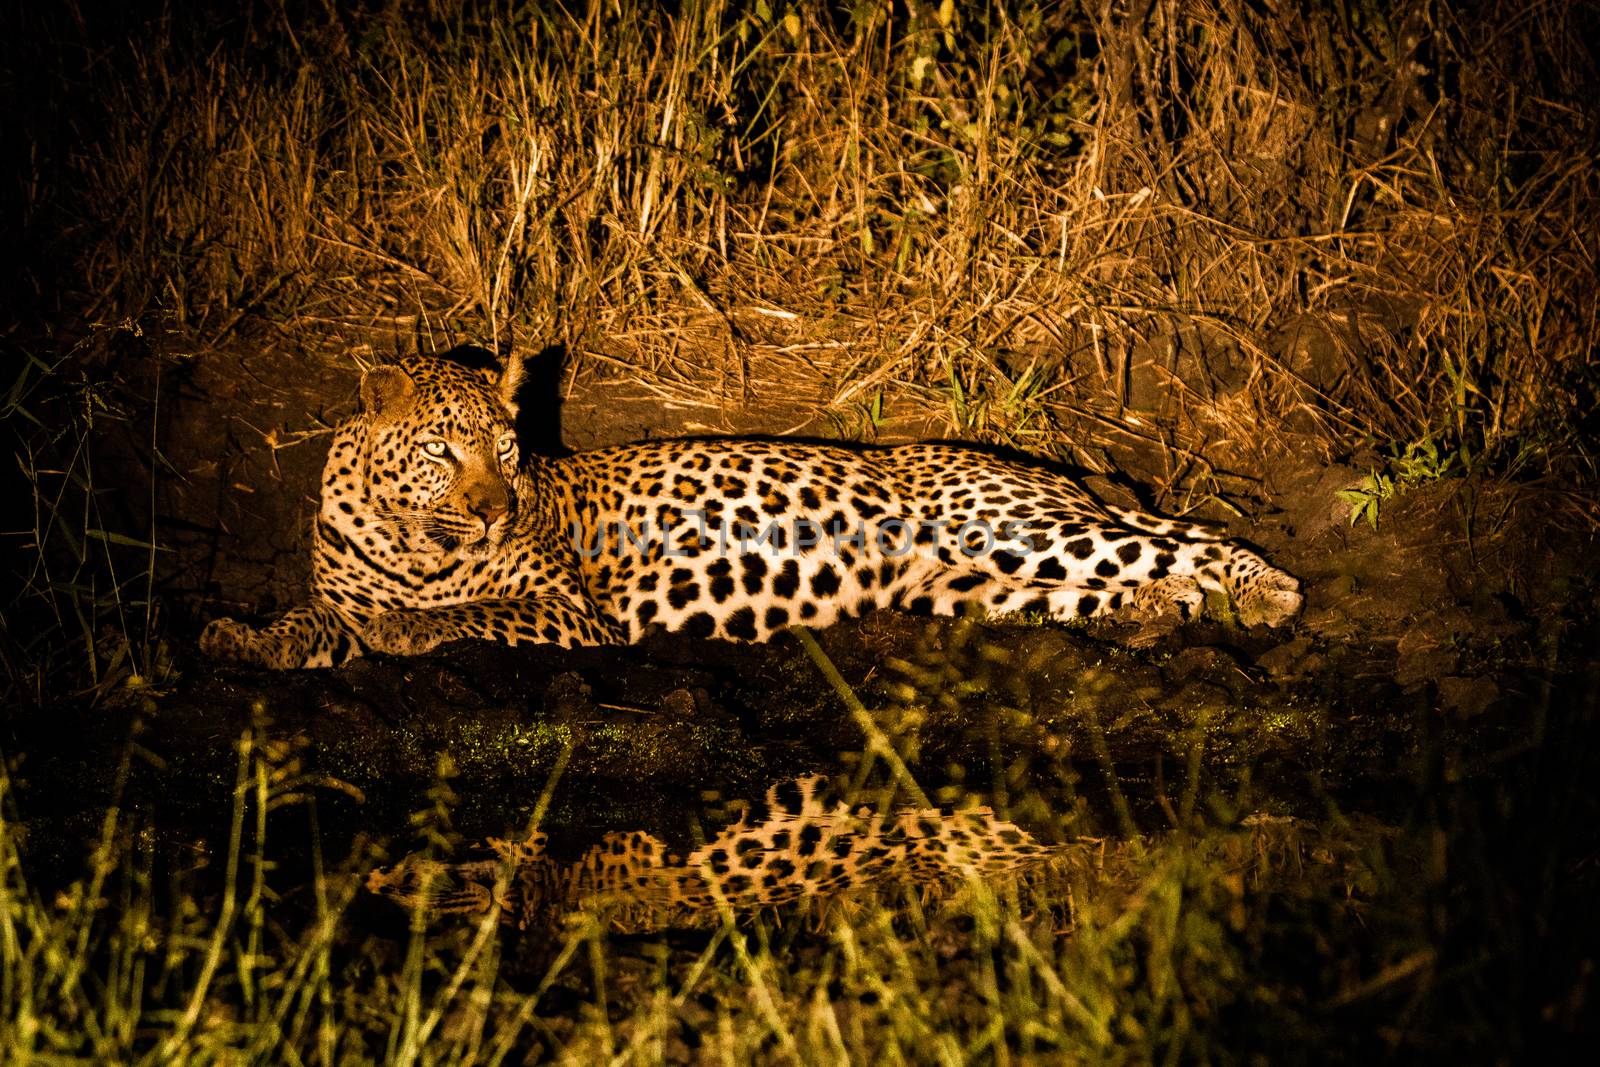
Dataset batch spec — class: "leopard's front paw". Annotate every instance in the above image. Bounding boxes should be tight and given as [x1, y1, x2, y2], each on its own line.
[201, 618, 258, 662]
[362, 610, 450, 657]
[200, 617, 302, 668]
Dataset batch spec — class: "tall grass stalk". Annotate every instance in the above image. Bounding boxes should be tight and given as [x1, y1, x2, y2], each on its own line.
[16, 0, 1590, 487]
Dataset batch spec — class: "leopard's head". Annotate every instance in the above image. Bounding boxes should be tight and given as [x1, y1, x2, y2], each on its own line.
[357, 351, 526, 558]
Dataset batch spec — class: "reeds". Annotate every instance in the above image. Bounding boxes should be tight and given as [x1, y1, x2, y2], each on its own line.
[18, 0, 1593, 480]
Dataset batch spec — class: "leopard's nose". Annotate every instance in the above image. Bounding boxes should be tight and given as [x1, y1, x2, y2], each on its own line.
[473, 501, 508, 527]
[466, 485, 511, 530]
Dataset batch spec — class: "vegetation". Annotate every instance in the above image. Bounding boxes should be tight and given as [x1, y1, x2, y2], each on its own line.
[3, 642, 1594, 1063]
[1, 0, 1597, 1061]
[14, 0, 1597, 458]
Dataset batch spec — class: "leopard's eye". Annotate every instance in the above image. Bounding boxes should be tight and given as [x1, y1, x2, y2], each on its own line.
[420, 440, 449, 458]
[496, 432, 516, 454]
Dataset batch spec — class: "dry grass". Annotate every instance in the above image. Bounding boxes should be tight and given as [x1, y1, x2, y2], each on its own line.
[14, 0, 1596, 500]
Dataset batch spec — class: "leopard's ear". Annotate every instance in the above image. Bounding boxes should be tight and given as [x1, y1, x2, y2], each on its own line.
[360, 364, 417, 423]
[497, 348, 526, 417]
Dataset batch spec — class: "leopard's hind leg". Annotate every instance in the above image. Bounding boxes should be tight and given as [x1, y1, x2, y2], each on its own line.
[1094, 506, 1303, 627]
[906, 529, 1298, 628]
[904, 570, 1200, 625]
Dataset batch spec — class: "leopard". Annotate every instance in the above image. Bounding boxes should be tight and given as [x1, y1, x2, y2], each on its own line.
[200, 347, 1303, 670]
[365, 775, 1062, 931]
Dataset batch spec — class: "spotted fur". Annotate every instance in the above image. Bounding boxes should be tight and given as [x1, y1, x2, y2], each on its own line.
[201, 350, 1302, 669]
[365, 775, 1060, 930]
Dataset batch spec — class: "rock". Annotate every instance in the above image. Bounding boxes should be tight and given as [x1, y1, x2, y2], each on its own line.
[1257, 637, 1313, 679]
[1437, 675, 1499, 717]
[1162, 646, 1245, 688]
